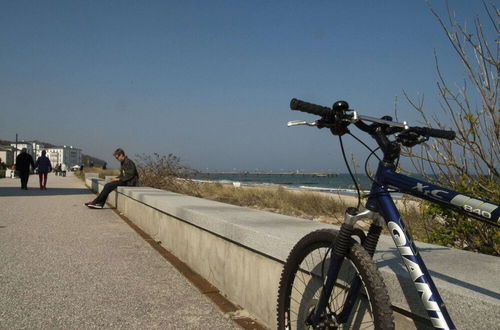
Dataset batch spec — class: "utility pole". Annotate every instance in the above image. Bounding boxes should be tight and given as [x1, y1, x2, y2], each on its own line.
[15, 133, 18, 159]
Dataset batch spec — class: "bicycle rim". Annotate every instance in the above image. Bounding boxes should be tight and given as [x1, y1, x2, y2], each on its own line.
[278, 229, 393, 330]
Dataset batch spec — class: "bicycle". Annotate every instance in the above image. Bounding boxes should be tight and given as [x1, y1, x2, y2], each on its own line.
[277, 98, 499, 330]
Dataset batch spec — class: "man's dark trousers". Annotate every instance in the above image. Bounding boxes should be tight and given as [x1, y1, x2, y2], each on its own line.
[19, 171, 30, 189]
[94, 181, 127, 205]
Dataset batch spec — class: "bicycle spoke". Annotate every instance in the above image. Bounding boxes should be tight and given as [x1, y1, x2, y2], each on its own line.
[278, 230, 393, 329]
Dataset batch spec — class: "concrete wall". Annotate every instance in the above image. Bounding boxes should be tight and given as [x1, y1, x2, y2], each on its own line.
[87, 176, 500, 329]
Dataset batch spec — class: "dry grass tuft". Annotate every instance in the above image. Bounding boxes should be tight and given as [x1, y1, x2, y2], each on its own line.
[196, 184, 347, 220]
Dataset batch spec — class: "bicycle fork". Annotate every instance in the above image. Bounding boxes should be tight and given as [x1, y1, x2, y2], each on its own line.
[310, 208, 384, 326]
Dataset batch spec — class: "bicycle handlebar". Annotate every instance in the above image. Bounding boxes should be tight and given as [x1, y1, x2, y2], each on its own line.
[290, 98, 332, 117]
[414, 127, 456, 140]
[289, 97, 456, 141]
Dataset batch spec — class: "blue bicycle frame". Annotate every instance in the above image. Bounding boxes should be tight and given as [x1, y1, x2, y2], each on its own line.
[288, 97, 499, 329]
[367, 162, 499, 329]
[314, 161, 499, 330]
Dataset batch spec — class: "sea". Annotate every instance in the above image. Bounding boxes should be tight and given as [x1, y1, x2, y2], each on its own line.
[192, 172, 378, 196]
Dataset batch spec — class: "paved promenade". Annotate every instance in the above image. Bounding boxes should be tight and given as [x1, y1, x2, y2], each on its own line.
[0, 173, 240, 329]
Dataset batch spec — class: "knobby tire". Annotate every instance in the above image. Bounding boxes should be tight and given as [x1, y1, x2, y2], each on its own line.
[277, 229, 394, 329]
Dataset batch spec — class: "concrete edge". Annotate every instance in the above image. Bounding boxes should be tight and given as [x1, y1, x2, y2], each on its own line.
[86, 176, 500, 329]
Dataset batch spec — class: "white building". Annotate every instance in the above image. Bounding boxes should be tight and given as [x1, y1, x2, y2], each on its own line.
[32, 142, 45, 158]
[47, 146, 82, 168]
[10, 142, 34, 158]
[9, 141, 46, 159]
[9, 141, 82, 167]
[0, 145, 14, 166]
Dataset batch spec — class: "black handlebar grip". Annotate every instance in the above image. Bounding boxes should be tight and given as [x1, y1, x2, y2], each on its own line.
[290, 98, 332, 117]
[420, 127, 456, 140]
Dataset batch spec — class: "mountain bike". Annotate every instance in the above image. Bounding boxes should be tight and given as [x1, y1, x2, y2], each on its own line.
[277, 98, 499, 330]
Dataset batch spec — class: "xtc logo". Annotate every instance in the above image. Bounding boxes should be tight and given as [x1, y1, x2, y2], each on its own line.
[450, 194, 498, 220]
[412, 183, 449, 200]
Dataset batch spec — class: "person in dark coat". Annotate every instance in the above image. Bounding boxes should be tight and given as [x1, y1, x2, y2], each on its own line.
[35, 150, 52, 190]
[15, 148, 35, 190]
[85, 148, 139, 209]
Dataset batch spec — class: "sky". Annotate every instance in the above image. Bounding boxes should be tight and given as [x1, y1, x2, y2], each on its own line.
[0, 0, 494, 171]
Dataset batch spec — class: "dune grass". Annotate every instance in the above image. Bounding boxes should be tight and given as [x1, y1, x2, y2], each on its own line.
[189, 182, 348, 222]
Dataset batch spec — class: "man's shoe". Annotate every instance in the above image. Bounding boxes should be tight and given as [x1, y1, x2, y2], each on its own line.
[85, 201, 104, 209]
[87, 203, 104, 209]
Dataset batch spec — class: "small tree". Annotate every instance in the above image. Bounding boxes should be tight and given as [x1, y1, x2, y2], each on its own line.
[403, 1, 499, 255]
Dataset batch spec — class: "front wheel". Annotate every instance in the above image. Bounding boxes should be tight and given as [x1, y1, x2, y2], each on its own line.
[277, 229, 394, 329]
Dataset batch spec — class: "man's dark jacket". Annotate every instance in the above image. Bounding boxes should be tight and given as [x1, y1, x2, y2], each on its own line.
[118, 157, 139, 186]
[15, 153, 35, 172]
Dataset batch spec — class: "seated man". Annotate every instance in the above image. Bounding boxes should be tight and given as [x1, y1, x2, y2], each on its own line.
[85, 148, 139, 209]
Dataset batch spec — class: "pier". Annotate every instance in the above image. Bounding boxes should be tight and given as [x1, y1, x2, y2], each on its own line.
[199, 171, 338, 176]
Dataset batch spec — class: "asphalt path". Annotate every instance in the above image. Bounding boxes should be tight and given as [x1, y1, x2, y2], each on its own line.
[0, 172, 240, 329]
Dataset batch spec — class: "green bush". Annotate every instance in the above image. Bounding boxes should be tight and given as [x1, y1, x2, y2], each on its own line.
[423, 178, 499, 255]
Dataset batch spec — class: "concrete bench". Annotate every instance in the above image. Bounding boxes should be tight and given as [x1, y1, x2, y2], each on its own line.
[86, 176, 499, 329]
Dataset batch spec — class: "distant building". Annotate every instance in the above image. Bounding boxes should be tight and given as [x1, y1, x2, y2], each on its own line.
[9, 141, 46, 159]
[10, 142, 34, 158]
[0, 145, 15, 166]
[46, 146, 82, 167]
[9, 141, 82, 167]
[32, 142, 45, 158]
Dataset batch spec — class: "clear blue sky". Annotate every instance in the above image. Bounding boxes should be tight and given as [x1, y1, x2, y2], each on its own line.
[0, 0, 491, 171]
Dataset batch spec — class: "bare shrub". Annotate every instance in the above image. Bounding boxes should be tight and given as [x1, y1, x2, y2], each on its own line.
[403, 1, 499, 255]
[136, 153, 197, 194]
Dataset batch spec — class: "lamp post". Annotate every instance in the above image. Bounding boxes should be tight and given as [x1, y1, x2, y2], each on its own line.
[15, 133, 18, 159]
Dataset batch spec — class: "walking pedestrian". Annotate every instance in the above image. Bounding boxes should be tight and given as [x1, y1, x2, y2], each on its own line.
[35, 150, 52, 190]
[85, 148, 139, 209]
[15, 148, 35, 190]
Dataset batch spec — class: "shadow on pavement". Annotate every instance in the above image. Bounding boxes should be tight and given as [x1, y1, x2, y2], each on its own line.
[0, 187, 91, 197]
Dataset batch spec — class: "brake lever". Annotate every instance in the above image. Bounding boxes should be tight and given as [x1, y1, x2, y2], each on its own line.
[287, 120, 318, 127]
